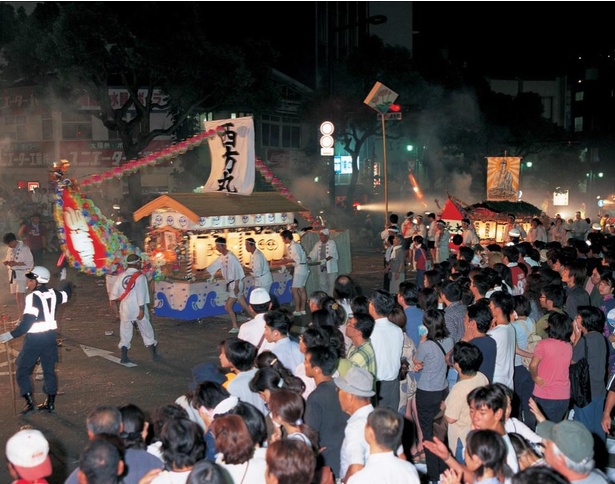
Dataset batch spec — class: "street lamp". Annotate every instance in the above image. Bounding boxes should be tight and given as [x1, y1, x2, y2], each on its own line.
[586, 170, 604, 196]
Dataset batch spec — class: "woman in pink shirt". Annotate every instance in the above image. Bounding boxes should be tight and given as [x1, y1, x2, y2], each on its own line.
[529, 312, 573, 422]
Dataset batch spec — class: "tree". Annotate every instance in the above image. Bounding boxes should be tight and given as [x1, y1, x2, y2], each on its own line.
[303, 36, 434, 218]
[1, 2, 280, 214]
[301, 28, 576, 218]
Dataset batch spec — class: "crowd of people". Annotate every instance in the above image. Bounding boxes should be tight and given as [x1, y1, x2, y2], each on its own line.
[6, 208, 615, 484]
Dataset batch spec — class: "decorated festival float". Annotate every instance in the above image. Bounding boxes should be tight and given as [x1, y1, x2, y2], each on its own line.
[438, 156, 542, 245]
[52, 116, 350, 320]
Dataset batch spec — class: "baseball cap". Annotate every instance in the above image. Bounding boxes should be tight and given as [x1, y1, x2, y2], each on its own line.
[333, 366, 375, 397]
[249, 288, 271, 305]
[6, 429, 52, 481]
[320, 228, 330, 236]
[536, 420, 594, 464]
[592, 223, 602, 230]
[508, 228, 521, 237]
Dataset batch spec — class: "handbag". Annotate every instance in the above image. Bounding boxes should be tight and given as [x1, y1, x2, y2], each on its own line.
[398, 356, 411, 381]
[569, 336, 592, 408]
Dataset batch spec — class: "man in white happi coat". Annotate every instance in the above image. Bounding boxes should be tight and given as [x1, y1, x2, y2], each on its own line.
[110, 253, 159, 364]
[461, 218, 480, 247]
[276, 229, 309, 316]
[3, 232, 34, 317]
[244, 237, 273, 293]
[307, 228, 339, 296]
[205, 237, 254, 333]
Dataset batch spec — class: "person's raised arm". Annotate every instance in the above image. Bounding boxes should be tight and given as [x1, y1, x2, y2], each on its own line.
[423, 436, 473, 484]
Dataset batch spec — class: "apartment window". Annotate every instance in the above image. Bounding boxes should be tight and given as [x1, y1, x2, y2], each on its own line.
[230, 111, 252, 119]
[574, 116, 584, 132]
[42, 109, 53, 140]
[261, 114, 301, 148]
[62, 111, 92, 140]
[4, 115, 27, 140]
[575, 91, 584, 102]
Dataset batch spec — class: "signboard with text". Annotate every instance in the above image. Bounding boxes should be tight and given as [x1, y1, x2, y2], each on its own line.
[0, 139, 170, 168]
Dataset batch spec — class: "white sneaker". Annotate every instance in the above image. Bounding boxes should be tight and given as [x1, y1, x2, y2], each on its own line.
[292, 311, 302, 316]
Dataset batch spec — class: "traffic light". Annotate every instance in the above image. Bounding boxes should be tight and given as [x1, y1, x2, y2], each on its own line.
[384, 103, 402, 120]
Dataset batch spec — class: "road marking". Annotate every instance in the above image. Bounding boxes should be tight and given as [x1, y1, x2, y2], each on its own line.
[80, 345, 137, 367]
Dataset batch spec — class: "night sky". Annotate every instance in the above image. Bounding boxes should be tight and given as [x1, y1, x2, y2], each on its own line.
[413, 2, 615, 77]
[11, 2, 613, 79]
[224, 2, 615, 79]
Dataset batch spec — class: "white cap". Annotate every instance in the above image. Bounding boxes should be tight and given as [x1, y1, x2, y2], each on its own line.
[6, 429, 52, 481]
[592, 223, 602, 230]
[249, 288, 271, 305]
[508, 228, 521, 237]
[320, 228, 330, 236]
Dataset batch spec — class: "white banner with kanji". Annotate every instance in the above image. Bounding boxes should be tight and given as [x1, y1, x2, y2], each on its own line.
[204, 116, 255, 195]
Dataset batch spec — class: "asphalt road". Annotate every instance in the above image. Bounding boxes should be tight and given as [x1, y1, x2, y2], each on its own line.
[0, 245, 387, 484]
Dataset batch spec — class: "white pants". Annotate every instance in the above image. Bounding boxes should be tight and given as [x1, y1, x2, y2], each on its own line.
[315, 270, 337, 296]
[118, 312, 156, 349]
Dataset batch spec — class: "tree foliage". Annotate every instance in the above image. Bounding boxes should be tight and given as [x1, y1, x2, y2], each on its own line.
[1, 2, 280, 211]
[303, 32, 574, 211]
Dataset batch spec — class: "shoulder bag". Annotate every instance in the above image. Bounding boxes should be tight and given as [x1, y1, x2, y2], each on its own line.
[569, 336, 592, 408]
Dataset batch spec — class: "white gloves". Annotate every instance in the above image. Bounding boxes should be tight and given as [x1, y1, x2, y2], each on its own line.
[0, 332, 14, 344]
